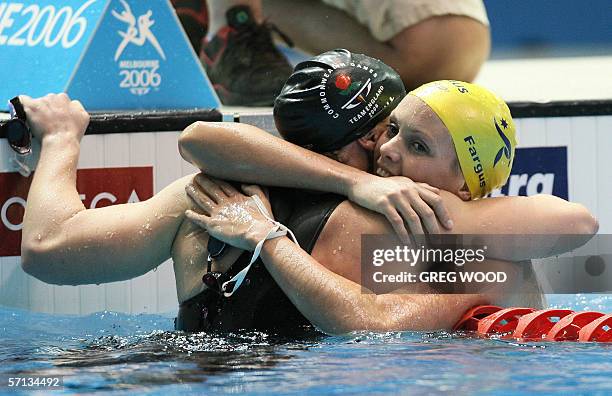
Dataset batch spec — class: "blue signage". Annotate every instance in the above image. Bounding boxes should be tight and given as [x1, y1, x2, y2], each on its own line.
[490, 146, 568, 200]
[0, 0, 220, 110]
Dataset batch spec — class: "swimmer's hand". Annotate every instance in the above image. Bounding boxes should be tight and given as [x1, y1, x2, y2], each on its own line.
[348, 176, 453, 241]
[19, 94, 89, 143]
[184, 174, 276, 252]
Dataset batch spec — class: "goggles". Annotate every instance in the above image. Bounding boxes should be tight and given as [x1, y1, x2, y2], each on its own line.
[0, 97, 32, 155]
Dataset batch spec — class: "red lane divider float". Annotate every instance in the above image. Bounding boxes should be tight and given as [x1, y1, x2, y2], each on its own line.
[578, 314, 612, 342]
[452, 305, 502, 332]
[477, 307, 536, 337]
[454, 306, 612, 343]
[546, 311, 605, 341]
[513, 309, 574, 340]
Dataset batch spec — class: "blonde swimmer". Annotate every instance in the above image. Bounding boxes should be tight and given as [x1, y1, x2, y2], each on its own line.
[412, 80, 516, 198]
[375, 80, 517, 201]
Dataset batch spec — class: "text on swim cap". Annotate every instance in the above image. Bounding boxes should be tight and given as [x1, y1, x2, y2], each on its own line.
[318, 62, 382, 122]
[350, 62, 378, 78]
[464, 136, 486, 188]
[348, 85, 384, 125]
[450, 80, 469, 94]
[320, 68, 340, 119]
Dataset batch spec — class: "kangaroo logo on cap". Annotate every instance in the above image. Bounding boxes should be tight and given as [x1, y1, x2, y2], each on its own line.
[493, 118, 512, 167]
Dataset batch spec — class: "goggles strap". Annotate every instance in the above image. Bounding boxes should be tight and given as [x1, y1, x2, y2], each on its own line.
[222, 195, 299, 297]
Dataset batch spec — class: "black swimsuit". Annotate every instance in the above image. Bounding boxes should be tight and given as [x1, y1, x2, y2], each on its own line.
[175, 189, 343, 333]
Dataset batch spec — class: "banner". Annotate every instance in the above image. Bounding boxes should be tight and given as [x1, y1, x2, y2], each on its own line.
[490, 146, 569, 200]
[0, 166, 153, 256]
[0, 0, 219, 110]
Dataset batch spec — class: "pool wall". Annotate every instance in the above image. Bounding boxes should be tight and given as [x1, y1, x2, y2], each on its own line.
[0, 103, 611, 315]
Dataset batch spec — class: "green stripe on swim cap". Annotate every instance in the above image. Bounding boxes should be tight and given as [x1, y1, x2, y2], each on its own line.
[274, 49, 406, 153]
[410, 80, 517, 199]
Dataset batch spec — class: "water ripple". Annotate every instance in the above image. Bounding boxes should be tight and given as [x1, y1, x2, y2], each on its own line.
[1, 295, 612, 395]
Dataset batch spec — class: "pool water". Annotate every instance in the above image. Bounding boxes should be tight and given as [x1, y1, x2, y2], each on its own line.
[1, 294, 611, 395]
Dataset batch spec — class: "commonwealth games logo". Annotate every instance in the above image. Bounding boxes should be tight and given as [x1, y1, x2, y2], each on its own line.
[112, 0, 165, 96]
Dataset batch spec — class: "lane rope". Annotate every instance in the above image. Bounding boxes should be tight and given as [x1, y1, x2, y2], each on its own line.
[454, 305, 612, 342]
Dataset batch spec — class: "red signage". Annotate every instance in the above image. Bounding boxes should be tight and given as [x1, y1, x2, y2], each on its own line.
[0, 167, 153, 257]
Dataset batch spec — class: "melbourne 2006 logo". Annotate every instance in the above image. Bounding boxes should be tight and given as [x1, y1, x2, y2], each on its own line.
[112, 0, 165, 96]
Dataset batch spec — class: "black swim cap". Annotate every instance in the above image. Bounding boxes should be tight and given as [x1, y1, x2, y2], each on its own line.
[274, 49, 406, 153]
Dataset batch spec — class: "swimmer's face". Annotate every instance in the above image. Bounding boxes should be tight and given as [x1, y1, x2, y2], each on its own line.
[374, 95, 466, 195]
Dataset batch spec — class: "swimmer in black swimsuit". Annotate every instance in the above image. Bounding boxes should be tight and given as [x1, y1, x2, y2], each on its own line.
[176, 50, 412, 332]
[176, 187, 343, 332]
[180, 51, 598, 334]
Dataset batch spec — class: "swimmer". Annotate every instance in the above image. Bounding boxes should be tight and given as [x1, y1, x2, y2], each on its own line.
[179, 53, 598, 333]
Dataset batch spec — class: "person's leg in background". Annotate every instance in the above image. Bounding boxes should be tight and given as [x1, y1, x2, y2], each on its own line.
[172, 0, 489, 104]
[263, 0, 491, 90]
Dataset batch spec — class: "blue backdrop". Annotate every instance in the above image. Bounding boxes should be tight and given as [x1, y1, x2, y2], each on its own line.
[485, 0, 612, 50]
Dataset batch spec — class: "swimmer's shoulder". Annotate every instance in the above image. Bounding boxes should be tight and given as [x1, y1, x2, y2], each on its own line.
[312, 200, 398, 281]
[326, 200, 395, 235]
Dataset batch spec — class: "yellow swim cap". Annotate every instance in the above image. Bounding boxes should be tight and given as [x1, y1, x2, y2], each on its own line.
[410, 80, 517, 199]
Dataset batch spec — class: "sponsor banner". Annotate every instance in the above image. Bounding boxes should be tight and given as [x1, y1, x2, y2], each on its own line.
[490, 146, 568, 200]
[0, 0, 219, 110]
[0, 166, 153, 257]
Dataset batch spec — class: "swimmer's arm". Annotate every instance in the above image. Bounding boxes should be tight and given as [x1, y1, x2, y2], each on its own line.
[179, 121, 452, 239]
[19, 94, 191, 286]
[184, 178, 484, 334]
[263, 238, 485, 334]
[439, 191, 599, 260]
[260, 204, 486, 334]
[179, 121, 366, 194]
[21, 136, 192, 285]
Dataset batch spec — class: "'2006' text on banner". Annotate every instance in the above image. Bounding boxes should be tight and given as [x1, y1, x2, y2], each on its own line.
[0, 0, 219, 110]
